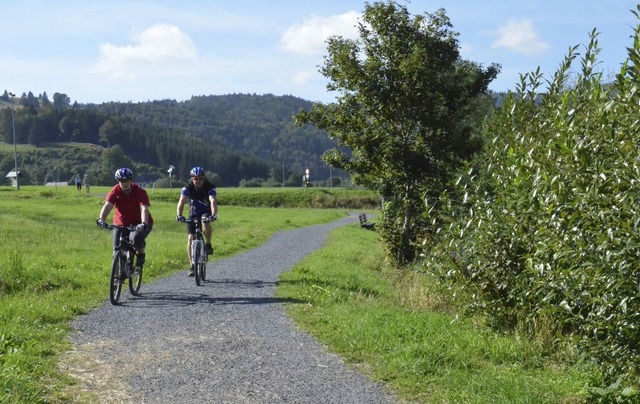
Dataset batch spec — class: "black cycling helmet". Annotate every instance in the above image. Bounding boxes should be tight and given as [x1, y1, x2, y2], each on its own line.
[114, 168, 134, 181]
[190, 166, 205, 177]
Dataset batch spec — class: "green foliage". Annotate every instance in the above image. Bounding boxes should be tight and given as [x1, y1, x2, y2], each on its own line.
[427, 16, 640, 397]
[278, 225, 594, 402]
[295, 1, 499, 265]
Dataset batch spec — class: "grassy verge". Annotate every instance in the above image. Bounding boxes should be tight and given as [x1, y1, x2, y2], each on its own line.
[0, 186, 348, 403]
[277, 225, 596, 403]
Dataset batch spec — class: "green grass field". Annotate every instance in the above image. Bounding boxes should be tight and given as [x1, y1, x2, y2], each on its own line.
[0, 185, 597, 403]
[0, 185, 348, 402]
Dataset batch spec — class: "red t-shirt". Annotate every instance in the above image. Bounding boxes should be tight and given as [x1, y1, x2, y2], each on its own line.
[105, 183, 154, 226]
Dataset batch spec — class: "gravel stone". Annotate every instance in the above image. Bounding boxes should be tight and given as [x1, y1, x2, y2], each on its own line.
[68, 214, 397, 403]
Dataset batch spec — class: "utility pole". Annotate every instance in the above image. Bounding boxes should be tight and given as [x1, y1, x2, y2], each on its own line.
[9, 92, 19, 190]
[168, 165, 175, 191]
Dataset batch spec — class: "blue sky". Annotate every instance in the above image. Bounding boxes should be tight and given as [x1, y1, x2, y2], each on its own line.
[1, 1, 637, 104]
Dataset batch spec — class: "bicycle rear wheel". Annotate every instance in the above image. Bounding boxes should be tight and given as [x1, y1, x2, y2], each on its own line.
[109, 252, 124, 305]
[129, 260, 142, 295]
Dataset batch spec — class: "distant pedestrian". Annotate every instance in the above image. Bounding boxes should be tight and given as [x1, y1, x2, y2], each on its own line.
[83, 174, 90, 193]
[75, 174, 82, 191]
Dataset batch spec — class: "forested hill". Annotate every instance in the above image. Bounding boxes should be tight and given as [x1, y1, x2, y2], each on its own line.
[0, 92, 341, 186]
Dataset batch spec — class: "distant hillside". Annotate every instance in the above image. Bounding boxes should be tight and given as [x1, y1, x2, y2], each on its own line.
[95, 93, 343, 180]
[0, 93, 346, 186]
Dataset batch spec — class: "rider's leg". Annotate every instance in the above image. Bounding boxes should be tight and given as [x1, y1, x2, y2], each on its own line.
[203, 221, 213, 254]
[132, 224, 152, 268]
[186, 233, 195, 275]
[203, 221, 212, 244]
[186, 233, 193, 263]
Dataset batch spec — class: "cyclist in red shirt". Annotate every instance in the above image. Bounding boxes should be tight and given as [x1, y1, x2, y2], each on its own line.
[97, 168, 153, 271]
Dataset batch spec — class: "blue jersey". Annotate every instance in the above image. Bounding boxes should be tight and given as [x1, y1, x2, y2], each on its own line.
[181, 180, 216, 217]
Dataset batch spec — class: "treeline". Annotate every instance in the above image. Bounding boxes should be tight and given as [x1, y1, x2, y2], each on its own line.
[97, 93, 343, 181]
[0, 92, 342, 186]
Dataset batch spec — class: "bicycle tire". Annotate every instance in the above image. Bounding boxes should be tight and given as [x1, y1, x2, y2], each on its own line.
[109, 252, 124, 305]
[193, 241, 202, 286]
[129, 258, 143, 295]
[201, 254, 207, 281]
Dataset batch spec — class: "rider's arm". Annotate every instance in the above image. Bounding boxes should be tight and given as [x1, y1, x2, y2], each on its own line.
[98, 202, 114, 222]
[139, 204, 150, 226]
[209, 195, 218, 217]
[177, 194, 188, 217]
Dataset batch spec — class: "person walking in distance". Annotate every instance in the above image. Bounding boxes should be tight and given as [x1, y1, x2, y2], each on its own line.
[83, 174, 90, 193]
[75, 174, 82, 191]
[96, 168, 153, 272]
[176, 166, 218, 276]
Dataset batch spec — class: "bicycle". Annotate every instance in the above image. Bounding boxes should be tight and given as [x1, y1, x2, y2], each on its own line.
[102, 224, 143, 304]
[180, 216, 213, 286]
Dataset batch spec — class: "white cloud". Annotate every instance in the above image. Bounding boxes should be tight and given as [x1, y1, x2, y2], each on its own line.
[93, 23, 198, 79]
[281, 11, 360, 55]
[492, 19, 550, 56]
[291, 70, 315, 85]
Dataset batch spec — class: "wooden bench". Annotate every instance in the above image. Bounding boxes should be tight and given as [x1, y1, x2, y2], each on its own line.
[359, 213, 375, 230]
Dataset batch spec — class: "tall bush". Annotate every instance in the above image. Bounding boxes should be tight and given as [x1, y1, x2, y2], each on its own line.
[428, 21, 640, 388]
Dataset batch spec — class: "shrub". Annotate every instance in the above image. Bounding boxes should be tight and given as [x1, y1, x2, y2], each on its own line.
[427, 23, 640, 394]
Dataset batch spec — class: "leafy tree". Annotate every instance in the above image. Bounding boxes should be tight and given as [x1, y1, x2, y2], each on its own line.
[295, 1, 499, 264]
[0, 109, 12, 143]
[99, 145, 132, 184]
[52, 92, 70, 111]
[40, 92, 51, 107]
[21, 91, 39, 109]
[58, 115, 74, 140]
[99, 119, 115, 147]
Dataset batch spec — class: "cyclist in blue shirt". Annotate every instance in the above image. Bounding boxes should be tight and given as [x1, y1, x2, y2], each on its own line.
[176, 167, 218, 276]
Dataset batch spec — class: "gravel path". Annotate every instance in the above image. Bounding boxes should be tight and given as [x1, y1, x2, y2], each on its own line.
[66, 214, 397, 403]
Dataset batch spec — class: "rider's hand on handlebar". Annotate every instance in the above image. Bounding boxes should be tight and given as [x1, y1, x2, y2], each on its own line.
[96, 218, 107, 228]
[176, 215, 186, 222]
[135, 223, 147, 232]
[211, 214, 217, 222]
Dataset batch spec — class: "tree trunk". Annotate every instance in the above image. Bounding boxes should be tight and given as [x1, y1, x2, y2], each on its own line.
[400, 187, 415, 265]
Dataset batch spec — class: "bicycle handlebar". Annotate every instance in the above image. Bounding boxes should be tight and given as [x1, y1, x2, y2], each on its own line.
[180, 216, 214, 223]
[105, 224, 139, 231]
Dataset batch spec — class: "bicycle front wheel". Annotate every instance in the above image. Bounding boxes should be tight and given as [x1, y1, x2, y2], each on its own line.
[109, 252, 124, 305]
[193, 241, 202, 286]
[199, 248, 207, 282]
[200, 257, 207, 282]
[129, 261, 142, 295]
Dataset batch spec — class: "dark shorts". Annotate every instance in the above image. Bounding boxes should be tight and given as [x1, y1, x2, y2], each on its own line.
[185, 214, 210, 235]
[112, 223, 153, 250]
